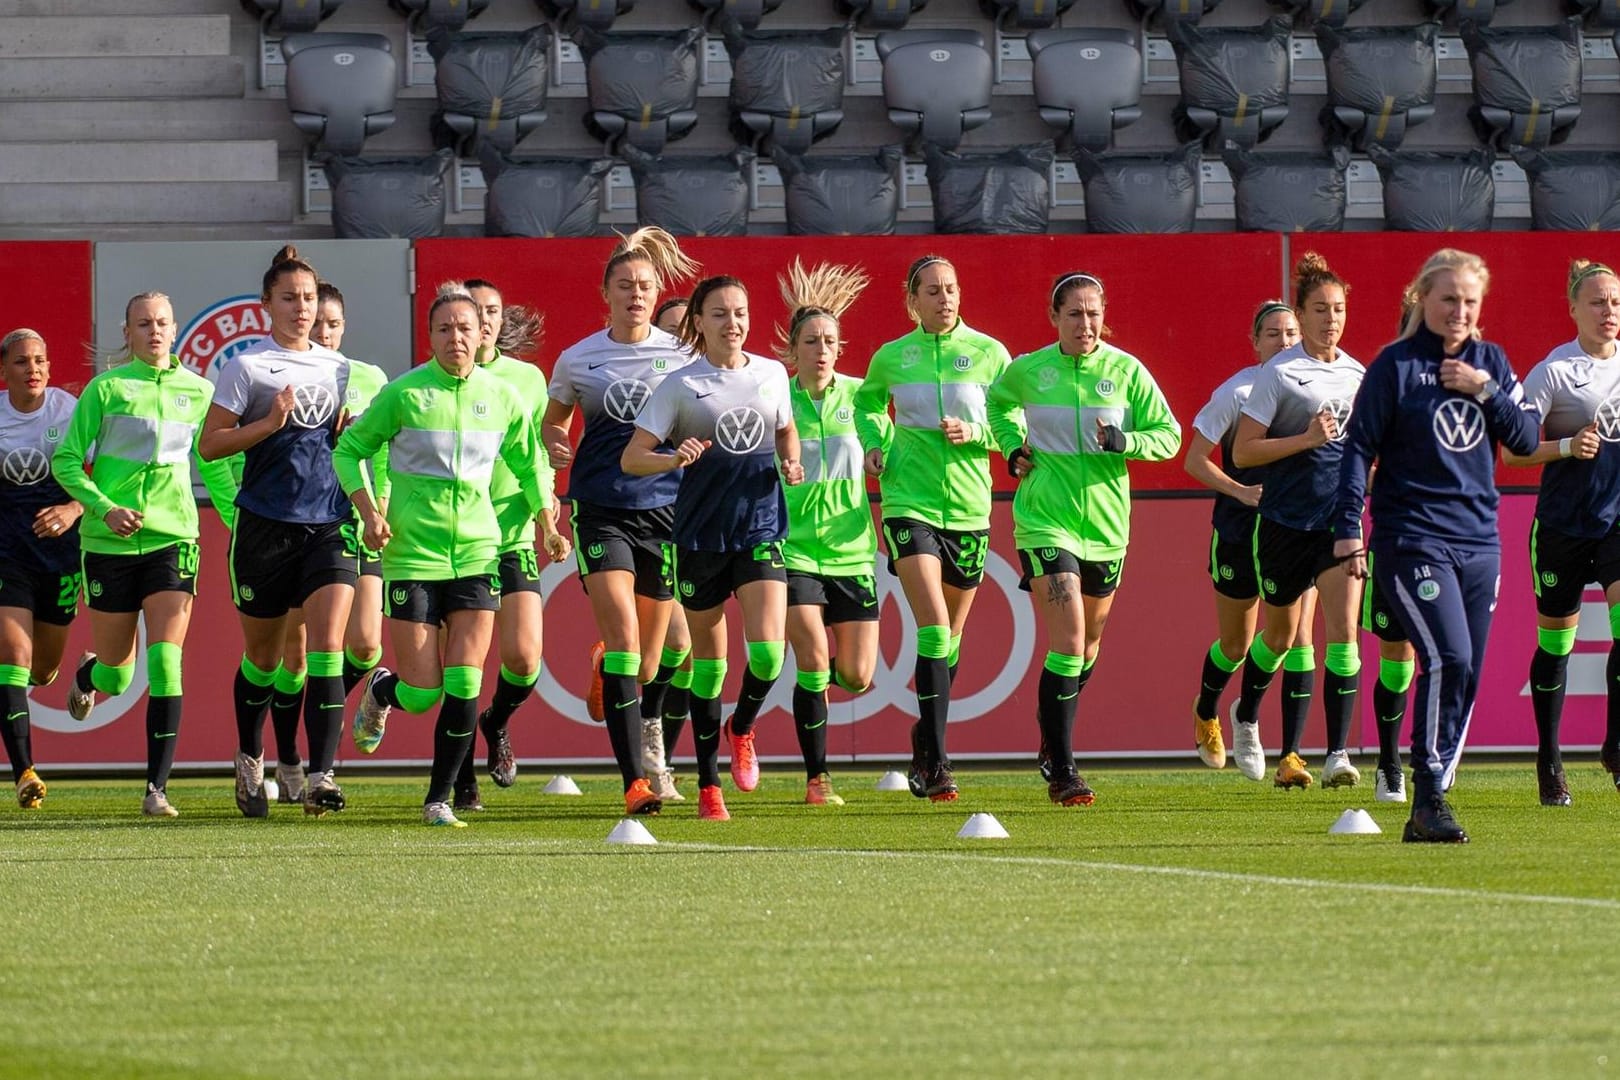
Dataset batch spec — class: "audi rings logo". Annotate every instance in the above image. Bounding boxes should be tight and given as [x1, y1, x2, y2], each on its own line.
[1432, 398, 1484, 454]
[1594, 395, 1620, 443]
[2, 447, 51, 485]
[290, 385, 337, 429]
[604, 378, 651, 423]
[176, 294, 270, 379]
[715, 406, 766, 454]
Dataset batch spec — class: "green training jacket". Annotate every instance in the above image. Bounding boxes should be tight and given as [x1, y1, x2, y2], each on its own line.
[476, 351, 554, 554]
[784, 373, 888, 577]
[852, 321, 1011, 532]
[51, 355, 240, 555]
[988, 341, 1181, 560]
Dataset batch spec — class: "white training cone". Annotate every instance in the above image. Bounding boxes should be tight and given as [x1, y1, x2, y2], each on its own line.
[262, 778, 280, 802]
[543, 775, 583, 795]
[956, 812, 1009, 840]
[875, 771, 911, 792]
[606, 819, 657, 845]
[1329, 808, 1382, 835]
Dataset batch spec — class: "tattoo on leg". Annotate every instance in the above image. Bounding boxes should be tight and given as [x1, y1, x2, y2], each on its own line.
[1047, 574, 1073, 607]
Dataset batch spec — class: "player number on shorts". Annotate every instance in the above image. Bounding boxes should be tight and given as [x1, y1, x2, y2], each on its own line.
[956, 534, 987, 578]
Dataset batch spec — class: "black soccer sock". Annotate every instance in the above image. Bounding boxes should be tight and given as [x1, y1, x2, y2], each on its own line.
[341, 648, 380, 697]
[231, 668, 268, 759]
[146, 696, 182, 791]
[729, 671, 774, 737]
[1235, 637, 1284, 727]
[661, 685, 689, 765]
[484, 666, 537, 735]
[1195, 641, 1243, 722]
[690, 692, 723, 789]
[74, 654, 95, 695]
[268, 687, 303, 764]
[1036, 654, 1085, 779]
[455, 735, 478, 790]
[425, 694, 478, 805]
[1607, 638, 1620, 749]
[916, 657, 951, 761]
[370, 671, 404, 710]
[602, 671, 643, 791]
[1373, 684, 1405, 770]
[1, 682, 32, 777]
[640, 671, 672, 722]
[304, 676, 345, 776]
[793, 670, 831, 778]
[1279, 666, 1313, 757]
[1531, 646, 1570, 769]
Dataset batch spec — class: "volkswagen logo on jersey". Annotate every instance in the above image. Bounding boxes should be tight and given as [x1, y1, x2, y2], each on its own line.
[176, 294, 270, 379]
[953, 355, 972, 371]
[835, 405, 853, 423]
[290, 384, 337, 429]
[652, 357, 669, 373]
[45, 426, 60, 443]
[901, 345, 921, 369]
[1321, 397, 1353, 441]
[603, 378, 651, 423]
[715, 406, 766, 454]
[1, 446, 50, 485]
[1096, 379, 1116, 397]
[1433, 398, 1485, 453]
[1594, 395, 1620, 443]
[1037, 367, 1060, 392]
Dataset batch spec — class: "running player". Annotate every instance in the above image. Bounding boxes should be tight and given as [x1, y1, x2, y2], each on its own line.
[1506, 259, 1620, 806]
[0, 330, 82, 810]
[622, 274, 803, 821]
[1185, 301, 1322, 781]
[200, 246, 359, 819]
[336, 288, 562, 827]
[542, 228, 698, 811]
[51, 292, 239, 817]
[1230, 253, 1365, 790]
[1334, 248, 1539, 842]
[777, 259, 882, 807]
[260, 282, 391, 807]
[650, 296, 694, 779]
[451, 278, 568, 811]
[852, 254, 1011, 802]
[989, 272, 1181, 804]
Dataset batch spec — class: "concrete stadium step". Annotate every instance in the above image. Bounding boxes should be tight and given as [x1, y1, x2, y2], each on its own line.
[0, 179, 295, 226]
[0, 140, 279, 184]
[0, 16, 231, 58]
[0, 56, 244, 100]
[0, 99, 306, 151]
[0, 0, 228, 13]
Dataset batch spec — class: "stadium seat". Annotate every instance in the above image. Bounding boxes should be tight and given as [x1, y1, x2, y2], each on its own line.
[1462, 19, 1582, 151]
[580, 28, 703, 154]
[689, 0, 785, 30]
[1270, 0, 1367, 27]
[1316, 23, 1437, 153]
[1126, 0, 1222, 28]
[1224, 145, 1350, 231]
[1073, 143, 1200, 233]
[877, 29, 993, 151]
[1169, 18, 1292, 149]
[622, 146, 754, 237]
[725, 26, 846, 153]
[241, 0, 345, 33]
[1423, 0, 1509, 25]
[481, 151, 613, 237]
[1512, 147, 1620, 230]
[281, 33, 397, 157]
[428, 26, 550, 156]
[1026, 28, 1142, 153]
[925, 143, 1054, 234]
[979, 0, 1078, 29]
[838, 0, 929, 30]
[387, 0, 489, 32]
[536, 0, 634, 32]
[1369, 147, 1496, 231]
[774, 146, 903, 235]
[1567, 0, 1620, 30]
[324, 152, 452, 239]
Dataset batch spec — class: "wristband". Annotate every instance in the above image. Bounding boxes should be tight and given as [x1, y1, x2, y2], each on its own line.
[1559, 437, 1573, 458]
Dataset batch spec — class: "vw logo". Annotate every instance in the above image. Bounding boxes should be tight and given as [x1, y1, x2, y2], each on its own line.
[715, 407, 766, 454]
[1220, 564, 1234, 580]
[1096, 379, 1116, 397]
[1320, 397, 1353, 441]
[1417, 580, 1441, 602]
[1037, 367, 1060, 392]
[2, 447, 50, 485]
[603, 378, 651, 423]
[391, 587, 408, 606]
[953, 355, 972, 371]
[238, 585, 255, 602]
[652, 357, 669, 372]
[901, 345, 921, 368]
[1432, 398, 1484, 453]
[1593, 395, 1620, 443]
[290, 384, 337, 429]
[474, 401, 489, 419]
[1541, 571, 1558, 586]
[588, 543, 605, 559]
[835, 405, 853, 423]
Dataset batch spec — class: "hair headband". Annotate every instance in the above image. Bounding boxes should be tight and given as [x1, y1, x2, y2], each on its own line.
[1051, 273, 1104, 306]
[906, 257, 948, 293]
[1250, 301, 1293, 340]
[1570, 262, 1616, 300]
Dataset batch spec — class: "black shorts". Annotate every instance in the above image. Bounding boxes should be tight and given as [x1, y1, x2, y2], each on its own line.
[1360, 552, 1409, 643]
[384, 575, 501, 626]
[230, 508, 357, 619]
[339, 517, 384, 577]
[1016, 547, 1122, 598]
[572, 501, 675, 601]
[787, 569, 879, 624]
[1530, 519, 1620, 619]
[1208, 532, 1260, 601]
[1255, 518, 1337, 607]
[676, 543, 787, 612]
[882, 517, 989, 590]
[499, 547, 544, 596]
[360, 552, 382, 579]
[0, 559, 80, 626]
[83, 542, 199, 613]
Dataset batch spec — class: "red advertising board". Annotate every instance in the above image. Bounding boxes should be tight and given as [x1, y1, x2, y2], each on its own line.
[0, 241, 94, 393]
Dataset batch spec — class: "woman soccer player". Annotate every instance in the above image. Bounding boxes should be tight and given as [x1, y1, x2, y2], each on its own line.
[51, 292, 238, 817]
[989, 272, 1181, 804]
[543, 228, 698, 812]
[649, 296, 695, 780]
[337, 289, 561, 828]
[1230, 253, 1365, 790]
[852, 255, 1011, 802]
[0, 330, 83, 809]
[1335, 248, 1539, 842]
[450, 278, 567, 811]
[260, 281, 392, 807]
[1506, 259, 1620, 806]
[1185, 301, 1322, 781]
[622, 274, 803, 821]
[200, 247, 361, 819]
[777, 260, 882, 807]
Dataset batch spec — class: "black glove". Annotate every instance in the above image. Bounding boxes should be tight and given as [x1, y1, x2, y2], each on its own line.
[1006, 446, 1031, 478]
[1097, 424, 1127, 454]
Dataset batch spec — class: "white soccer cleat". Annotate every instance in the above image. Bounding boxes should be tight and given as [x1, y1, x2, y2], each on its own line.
[275, 760, 306, 803]
[1375, 763, 1407, 803]
[423, 801, 466, 828]
[641, 713, 667, 777]
[650, 768, 684, 802]
[142, 784, 179, 818]
[67, 651, 96, 722]
[1229, 701, 1266, 781]
[1321, 749, 1361, 789]
[352, 668, 392, 754]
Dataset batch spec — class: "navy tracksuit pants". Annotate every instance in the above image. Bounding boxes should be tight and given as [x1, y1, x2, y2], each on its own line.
[1376, 540, 1501, 794]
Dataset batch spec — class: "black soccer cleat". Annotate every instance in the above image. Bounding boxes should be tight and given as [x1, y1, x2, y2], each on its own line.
[453, 779, 484, 813]
[1602, 742, 1620, 792]
[1538, 765, 1572, 808]
[480, 709, 517, 788]
[1402, 795, 1469, 843]
[1048, 771, 1096, 807]
[924, 760, 958, 802]
[907, 721, 929, 799]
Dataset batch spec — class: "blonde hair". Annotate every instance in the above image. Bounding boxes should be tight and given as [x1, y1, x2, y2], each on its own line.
[1397, 248, 1490, 341]
[603, 227, 700, 293]
[1, 328, 44, 361]
[774, 258, 870, 362]
[1567, 258, 1617, 303]
[109, 291, 174, 369]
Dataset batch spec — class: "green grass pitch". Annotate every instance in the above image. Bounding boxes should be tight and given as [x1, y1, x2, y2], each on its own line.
[4, 763, 1619, 1078]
